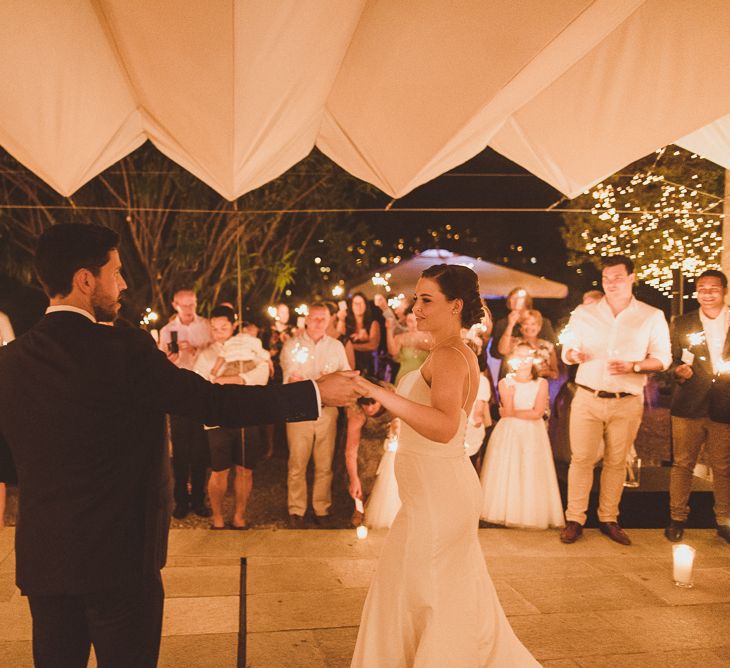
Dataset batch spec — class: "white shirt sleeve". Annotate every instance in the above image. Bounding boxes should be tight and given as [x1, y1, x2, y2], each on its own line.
[280, 338, 295, 383]
[560, 307, 584, 364]
[477, 374, 491, 402]
[647, 310, 672, 370]
[240, 360, 270, 386]
[336, 339, 351, 372]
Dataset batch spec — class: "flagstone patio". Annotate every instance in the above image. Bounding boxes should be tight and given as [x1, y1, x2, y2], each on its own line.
[0, 527, 728, 667]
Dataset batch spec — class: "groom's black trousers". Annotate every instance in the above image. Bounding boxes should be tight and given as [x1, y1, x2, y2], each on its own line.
[27, 573, 164, 668]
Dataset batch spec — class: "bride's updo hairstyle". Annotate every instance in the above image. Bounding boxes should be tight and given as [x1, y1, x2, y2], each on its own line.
[421, 263, 488, 328]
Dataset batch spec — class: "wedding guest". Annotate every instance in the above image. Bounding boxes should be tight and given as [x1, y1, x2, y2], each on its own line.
[582, 289, 604, 305]
[193, 306, 270, 530]
[665, 270, 730, 544]
[464, 345, 494, 465]
[324, 300, 355, 369]
[281, 302, 351, 527]
[560, 255, 671, 545]
[385, 310, 432, 385]
[346, 292, 381, 375]
[0, 310, 14, 346]
[344, 380, 396, 526]
[496, 308, 559, 380]
[159, 289, 212, 519]
[262, 303, 294, 457]
[490, 287, 556, 365]
[479, 342, 564, 529]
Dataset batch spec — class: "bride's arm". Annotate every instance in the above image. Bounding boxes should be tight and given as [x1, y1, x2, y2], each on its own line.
[354, 347, 466, 443]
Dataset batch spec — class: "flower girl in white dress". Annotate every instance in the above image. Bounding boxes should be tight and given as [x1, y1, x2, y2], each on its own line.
[479, 342, 564, 529]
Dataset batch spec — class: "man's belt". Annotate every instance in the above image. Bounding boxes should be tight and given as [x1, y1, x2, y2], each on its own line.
[575, 383, 634, 399]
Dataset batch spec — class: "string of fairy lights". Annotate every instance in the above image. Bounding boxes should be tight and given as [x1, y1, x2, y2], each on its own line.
[578, 148, 723, 296]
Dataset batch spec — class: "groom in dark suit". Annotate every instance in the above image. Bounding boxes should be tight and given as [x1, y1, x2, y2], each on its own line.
[0, 224, 358, 667]
[666, 269, 730, 544]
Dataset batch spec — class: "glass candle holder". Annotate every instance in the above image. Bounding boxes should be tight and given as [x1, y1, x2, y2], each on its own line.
[672, 544, 696, 588]
[624, 458, 641, 488]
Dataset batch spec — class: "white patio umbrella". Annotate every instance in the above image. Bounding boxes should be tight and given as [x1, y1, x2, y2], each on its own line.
[348, 250, 568, 300]
[0, 0, 728, 201]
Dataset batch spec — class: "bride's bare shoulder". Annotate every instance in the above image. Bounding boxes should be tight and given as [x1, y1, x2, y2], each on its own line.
[430, 344, 475, 371]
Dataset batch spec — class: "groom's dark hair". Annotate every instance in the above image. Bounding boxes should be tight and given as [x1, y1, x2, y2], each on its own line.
[34, 223, 120, 298]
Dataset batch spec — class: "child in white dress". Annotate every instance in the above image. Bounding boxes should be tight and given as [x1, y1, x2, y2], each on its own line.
[479, 342, 564, 529]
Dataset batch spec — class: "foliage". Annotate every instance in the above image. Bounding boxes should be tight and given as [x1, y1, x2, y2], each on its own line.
[561, 146, 724, 294]
[0, 144, 376, 319]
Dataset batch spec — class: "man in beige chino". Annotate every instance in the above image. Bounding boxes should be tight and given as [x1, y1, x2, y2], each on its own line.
[560, 255, 671, 545]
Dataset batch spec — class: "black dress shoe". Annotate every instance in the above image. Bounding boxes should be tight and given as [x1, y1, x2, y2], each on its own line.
[172, 502, 189, 519]
[288, 514, 305, 529]
[599, 521, 631, 545]
[664, 520, 685, 542]
[559, 521, 583, 544]
[191, 504, 212, 518]
[717, 525, 730, 544]
[313, 514, 333, 529]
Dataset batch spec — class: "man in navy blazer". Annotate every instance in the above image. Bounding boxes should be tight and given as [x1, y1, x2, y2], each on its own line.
[0, 224, 358, 667]
[666, 269, 730, 544]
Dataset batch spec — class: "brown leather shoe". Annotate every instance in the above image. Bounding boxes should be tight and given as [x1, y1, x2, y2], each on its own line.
[599, 521, 631, 545]
[560, 521, 583, 544]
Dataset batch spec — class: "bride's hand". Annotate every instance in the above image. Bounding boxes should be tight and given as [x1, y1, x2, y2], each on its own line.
[353, 375, 379, 398]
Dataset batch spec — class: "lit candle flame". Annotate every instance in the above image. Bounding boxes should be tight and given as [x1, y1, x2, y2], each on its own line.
[356, 525, 368, 540]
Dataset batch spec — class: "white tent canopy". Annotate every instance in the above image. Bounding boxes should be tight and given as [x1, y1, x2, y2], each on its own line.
[1, 0, 729, 201]
[348, 249, 568, 300]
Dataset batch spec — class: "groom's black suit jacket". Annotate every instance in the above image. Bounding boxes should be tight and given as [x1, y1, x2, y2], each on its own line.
[0, 311, 318, 596]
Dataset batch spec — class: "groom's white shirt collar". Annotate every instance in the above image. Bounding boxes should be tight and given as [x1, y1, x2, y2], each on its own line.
[45, 305, 96, 323]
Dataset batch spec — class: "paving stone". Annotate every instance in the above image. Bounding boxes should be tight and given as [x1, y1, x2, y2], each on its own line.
[492, 580, 541, 616]
[624, 567, 730, 606]
[246, 558, 344, 594]
[327, 558, 378, 589]
[247, 630, 326, 668]
[248, 588, 367, 633]
[165, 555, 241, 568]
[507, 573, 666, 614]
[596, 603, 730, 652]
[485, 556, 603, 578]
[162, 596, 239, 636]
[312, 626, 359, 667]
[574, 648, 729, 667]
[0, 549, 14, 574]
[509, 611, 653, 661]
[0, 640, 34, 667]
[0, 571, 18, 602]
[163, 565, 241, 598]
[541, 660, 581, 668]
[158, 632, 238, 668]
[0, 595, 32, 642]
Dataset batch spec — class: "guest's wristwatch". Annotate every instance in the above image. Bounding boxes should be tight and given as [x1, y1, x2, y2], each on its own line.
[632, 363, 642, 374]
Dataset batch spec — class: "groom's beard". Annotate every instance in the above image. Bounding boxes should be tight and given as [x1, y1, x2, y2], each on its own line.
[92, 288, 122, 323]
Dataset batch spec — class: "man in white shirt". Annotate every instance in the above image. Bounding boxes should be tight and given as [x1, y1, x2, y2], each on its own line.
[158, 289, 212, 519]
[193, 306, 270, 529]
[281, 302, 351, 527]
[666, 270, 730, 544]
[560, 256, 671, 545]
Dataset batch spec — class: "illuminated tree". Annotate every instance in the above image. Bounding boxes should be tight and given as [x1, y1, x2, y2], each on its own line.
[561, 146, 724, 296]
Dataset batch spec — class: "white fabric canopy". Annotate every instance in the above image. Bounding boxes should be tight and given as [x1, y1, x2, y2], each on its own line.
[349, 249, 568, 300]
[1, 0, 728, 201]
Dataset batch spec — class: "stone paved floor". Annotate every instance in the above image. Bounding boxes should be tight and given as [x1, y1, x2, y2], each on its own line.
[0, 527, 728, 666]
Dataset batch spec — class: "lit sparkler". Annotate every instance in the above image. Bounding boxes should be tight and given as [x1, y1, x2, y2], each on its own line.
[687, 331, 705, 347]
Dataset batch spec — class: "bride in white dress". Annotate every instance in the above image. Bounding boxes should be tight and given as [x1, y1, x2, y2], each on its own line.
[351, 264, 539, 667]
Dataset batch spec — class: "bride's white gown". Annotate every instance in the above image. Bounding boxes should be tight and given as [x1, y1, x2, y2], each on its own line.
[351, 360, 540, 667]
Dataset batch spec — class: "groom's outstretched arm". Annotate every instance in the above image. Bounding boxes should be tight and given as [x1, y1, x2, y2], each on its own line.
[126, 328, 358, 427]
